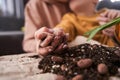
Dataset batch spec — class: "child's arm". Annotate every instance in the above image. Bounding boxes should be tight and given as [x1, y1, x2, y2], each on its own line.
[54, 13, 77, 42]
[102, 25, 120, 46]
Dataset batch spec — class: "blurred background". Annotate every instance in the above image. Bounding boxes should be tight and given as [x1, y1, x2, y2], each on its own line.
[0, 0, 29, 55]
[0, 0, 120, 56]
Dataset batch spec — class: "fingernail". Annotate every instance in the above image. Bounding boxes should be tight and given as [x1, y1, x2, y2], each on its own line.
[55, 36, 59, 39]
[63, 44, 68, 48]
[48, 49, 52, 52]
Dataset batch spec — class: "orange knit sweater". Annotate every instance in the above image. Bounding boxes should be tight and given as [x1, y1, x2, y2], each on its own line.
[56, 12, 120, 46]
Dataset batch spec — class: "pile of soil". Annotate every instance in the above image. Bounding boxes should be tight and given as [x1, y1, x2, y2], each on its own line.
[38, 43, 120, 80]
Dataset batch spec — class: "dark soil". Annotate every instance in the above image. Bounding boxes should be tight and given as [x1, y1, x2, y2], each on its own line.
[38, 43, 120, 80]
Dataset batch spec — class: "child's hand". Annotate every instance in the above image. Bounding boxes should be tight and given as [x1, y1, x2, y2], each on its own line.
[35, 27, 54, 56]
[97, 9, 120, 37]
[102, 26, 115, 37]
[52, 28, 69, 52]
[97, 9, 120, 25]
[35, 27, 68, 56]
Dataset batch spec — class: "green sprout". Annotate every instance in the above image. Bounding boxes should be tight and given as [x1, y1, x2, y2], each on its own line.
[84, 17, 120, 41]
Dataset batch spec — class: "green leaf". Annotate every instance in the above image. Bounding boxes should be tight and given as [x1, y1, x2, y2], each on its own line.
[84, 17, 120, 41]
[84, 27, 98, 36]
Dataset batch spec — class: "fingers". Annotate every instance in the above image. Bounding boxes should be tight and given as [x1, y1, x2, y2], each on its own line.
[54, 33, 69, 52]
[53, 28, 64, 36]
[100, 9, 114, 18]
[97, 16, 110, 25]
[97, 14, 110, 25]
[51, 36, 62, 49]
[97, 17, 110, 22]
[35, 27, 54, 39]
[64, 33, 69, 44]
[51, 28, 66, 49]
[100, 11, 116, 37]
[37, 46, 53, 56]
[35, 26, 55, 47]
[99, 9, 120, 21]
[54, 43, 68, 52]
[40, 34, 55, 47]
[35, 27, 69, 56]
[35, 27, 55, 56]
[108, 10, 118, 19]
[105, 10, 117, 19]
[36, 36, 54, 56]
[100, 10, 109, 18]
[106, 10, 120, 19]
[102, 26, 115, 37]
[35, 32, 47, 41]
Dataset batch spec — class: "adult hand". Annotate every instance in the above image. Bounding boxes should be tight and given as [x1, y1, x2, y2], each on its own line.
[35, 27, 68, 56]
[35, 27, 54, 56]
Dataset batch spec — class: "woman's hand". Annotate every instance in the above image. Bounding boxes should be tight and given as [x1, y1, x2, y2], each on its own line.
[35, 27, 68, 56]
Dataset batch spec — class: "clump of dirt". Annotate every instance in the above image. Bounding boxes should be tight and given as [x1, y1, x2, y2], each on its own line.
[38, 43, 120, 80]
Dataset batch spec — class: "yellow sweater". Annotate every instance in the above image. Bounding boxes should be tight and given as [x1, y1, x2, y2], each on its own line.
[56, 12, 120, 46]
